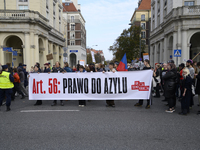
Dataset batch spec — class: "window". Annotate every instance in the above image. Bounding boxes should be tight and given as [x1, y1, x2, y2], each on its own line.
[46, 11, 49, 19]
[71, 41, 75, 45]
[59, 9, 61, 20]
[19, 0, 28, 2]
[71, 16, 74, 22]
[53, 3, 55, 16]
[53, 17, 55, 28]
[141, 32, 146, 39]
[46, 0, 49, 9]
[71, 24, 75, 31]
[19, 5, 28, 10]
[141, 23, 145, 30]
[164, 0, 167, 7]
[65, 3, 69, 6]
[141, 14, 145, 21]
[184, 1, 195, 6]
[59, 22, 61, 32]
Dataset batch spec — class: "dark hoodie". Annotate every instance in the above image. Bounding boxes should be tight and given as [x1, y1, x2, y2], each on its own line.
[18, 68, 25, 83]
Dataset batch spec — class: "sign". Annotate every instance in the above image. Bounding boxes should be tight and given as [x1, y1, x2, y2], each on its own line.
[29, 70, 153, 100]
[63, 47, 68, 51]
[70, 50, 78, 53]
[3, 47, 12, 52]
[91, 51, 96, 63]
[13, 51, 18, 56]
[63, 57, 68, 62]
[143, 53, 149, 60]
[174, 49, 181, 57]
[63, 53, 67, 57]
[139, 58, 142, 61]
[13, 58, 16, 61]
[80, 60, 85, 66]
[170, 55, 173, 59]
[46, 53, 53, 61]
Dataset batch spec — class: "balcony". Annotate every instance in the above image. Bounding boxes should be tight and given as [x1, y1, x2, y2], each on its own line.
[0, 10, 49, 25]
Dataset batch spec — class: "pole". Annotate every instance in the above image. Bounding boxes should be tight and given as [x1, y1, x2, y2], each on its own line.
[192, 52, 200, 61]
[11, 47, 13, 68]
[176, 56, 178, 66]
[139, 36, 141, 59]
[4, 0, 6, 10]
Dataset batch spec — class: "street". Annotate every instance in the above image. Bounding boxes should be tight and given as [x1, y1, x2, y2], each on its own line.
[0, 96, 200, 150]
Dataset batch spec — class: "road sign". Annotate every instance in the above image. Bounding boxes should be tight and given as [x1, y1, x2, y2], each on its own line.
[70, 50, 78, 53]
[63, 47, 68, 51]
[174, 49, 181, 57]
[63, 53, 67, 57]
[3, 47, 12, 52]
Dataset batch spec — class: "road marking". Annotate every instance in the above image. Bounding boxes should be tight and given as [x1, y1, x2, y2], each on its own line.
[20, 110, 80, 113]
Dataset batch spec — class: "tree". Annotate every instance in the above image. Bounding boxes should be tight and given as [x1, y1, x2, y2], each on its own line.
[109, 26, 146, 63]
[87, 53, 92, 64]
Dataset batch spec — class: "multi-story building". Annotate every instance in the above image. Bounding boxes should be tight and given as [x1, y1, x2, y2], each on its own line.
[130, 0, 151, 53]
[150, 0, 200, 66]
[62, 0, 86, 68]
[0, 0, 66, 70]
[86, 48, 105, 64]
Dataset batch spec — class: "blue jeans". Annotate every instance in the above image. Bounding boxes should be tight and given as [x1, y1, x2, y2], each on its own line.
[0, 89, 13, 107]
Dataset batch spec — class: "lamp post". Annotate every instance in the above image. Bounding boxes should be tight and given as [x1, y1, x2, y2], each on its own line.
[139, 33, 141, 59]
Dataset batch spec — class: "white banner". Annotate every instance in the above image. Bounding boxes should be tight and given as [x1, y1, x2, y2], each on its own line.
[29, 70, 153, 100]
[91, 51, 96, 63]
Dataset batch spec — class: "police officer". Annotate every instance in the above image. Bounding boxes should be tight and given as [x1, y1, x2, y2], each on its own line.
[0, 65, 14, 111]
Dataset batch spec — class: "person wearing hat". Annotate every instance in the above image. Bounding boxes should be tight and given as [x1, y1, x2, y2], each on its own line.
[114, 61, 119, 71]
[0, 65, 14, 111]
[2, 65, 9, 72]
[44, 63, 51, 73]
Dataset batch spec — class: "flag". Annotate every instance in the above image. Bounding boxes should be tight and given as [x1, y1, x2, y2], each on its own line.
[117, 53, 128, 71]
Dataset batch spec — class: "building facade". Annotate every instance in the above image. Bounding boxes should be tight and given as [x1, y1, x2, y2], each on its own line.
[86, 48, 105, 64]
[63, 0, 86, 68]
[130, 0, 151, 53]
[150, 0, 200, 66]
[0, 0, 66, 71]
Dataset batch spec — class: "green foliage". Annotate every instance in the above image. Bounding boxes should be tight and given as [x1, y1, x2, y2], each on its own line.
[109, 26, 146, 63]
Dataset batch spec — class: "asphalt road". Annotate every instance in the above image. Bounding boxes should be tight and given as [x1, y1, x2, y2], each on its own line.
[0, 95, 200, 150]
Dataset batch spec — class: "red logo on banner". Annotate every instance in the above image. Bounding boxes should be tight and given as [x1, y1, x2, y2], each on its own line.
[131, 81, 149, 91]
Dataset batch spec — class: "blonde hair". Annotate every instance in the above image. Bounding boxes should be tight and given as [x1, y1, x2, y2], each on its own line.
[183, 68, 190, 76]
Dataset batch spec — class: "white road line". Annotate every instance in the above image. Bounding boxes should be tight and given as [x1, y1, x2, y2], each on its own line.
[20, 110, 80, 113]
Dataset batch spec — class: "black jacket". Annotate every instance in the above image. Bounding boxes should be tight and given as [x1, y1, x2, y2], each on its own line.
[52, 67, 64, 73]
[162, 69, 177, 98]
[195, 71, 200, 94]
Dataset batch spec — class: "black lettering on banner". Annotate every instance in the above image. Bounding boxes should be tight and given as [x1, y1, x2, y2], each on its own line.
[97, 78, 101, 94]
[68, 78, 72, 93]
[104, 78, 108, 94]
[91, 78, 96, 94]
[63, 78, 67, 93]
[123, 77, 127, 93]
[109, 78, 113, 94]
[77, 78, 83, 93]
[84, 78, 89, 94]
[118, 77, 122, 94]
[73, 78, 77, 93]
[113, 78, 117, 94]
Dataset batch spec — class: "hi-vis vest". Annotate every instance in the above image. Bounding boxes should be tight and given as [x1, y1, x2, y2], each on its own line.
[0, 71, 14, 89]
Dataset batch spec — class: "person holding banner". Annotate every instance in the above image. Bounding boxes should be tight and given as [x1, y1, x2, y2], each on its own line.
[0, 65, 14, 111]
[78, 65, 86, 107]
[195, 62, 200, 113]
[103, 62, 116, 107]
[51, 62, 65, 106]
[134, 59, 152, 109]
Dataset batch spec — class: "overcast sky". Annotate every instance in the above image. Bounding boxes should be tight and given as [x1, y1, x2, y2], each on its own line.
[63, 0, 138, 60]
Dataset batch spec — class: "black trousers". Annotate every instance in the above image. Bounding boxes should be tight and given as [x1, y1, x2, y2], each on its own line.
[0, 89, 12, 107]
[155, 84, 160, 97]
[79, 100, 86, 105]
[181, 92, 191, 114]
[106, 100, 115, 106]
[166, 97, 175, 108]
[139, 99, 150, 106]
[53, 100, 63, 103]
[12, 82, 24, 100]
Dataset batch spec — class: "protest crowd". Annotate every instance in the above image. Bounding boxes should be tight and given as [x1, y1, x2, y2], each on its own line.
[0, 58, 200, 116]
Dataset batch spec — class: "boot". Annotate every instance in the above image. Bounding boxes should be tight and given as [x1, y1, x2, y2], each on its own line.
[6, 106, 11, 111]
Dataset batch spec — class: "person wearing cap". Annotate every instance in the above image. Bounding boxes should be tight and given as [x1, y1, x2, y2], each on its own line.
[44, 63, 51, 73]
[2, 65, 9, 72]
[51, 61, 65, 106]
[0, 65, 14, 111]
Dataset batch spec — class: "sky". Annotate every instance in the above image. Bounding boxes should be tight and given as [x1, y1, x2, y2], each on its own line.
[63, 0, 138, 60]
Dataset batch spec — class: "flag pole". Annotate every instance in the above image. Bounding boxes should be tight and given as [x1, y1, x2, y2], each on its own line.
[192, 52, 200, 61]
